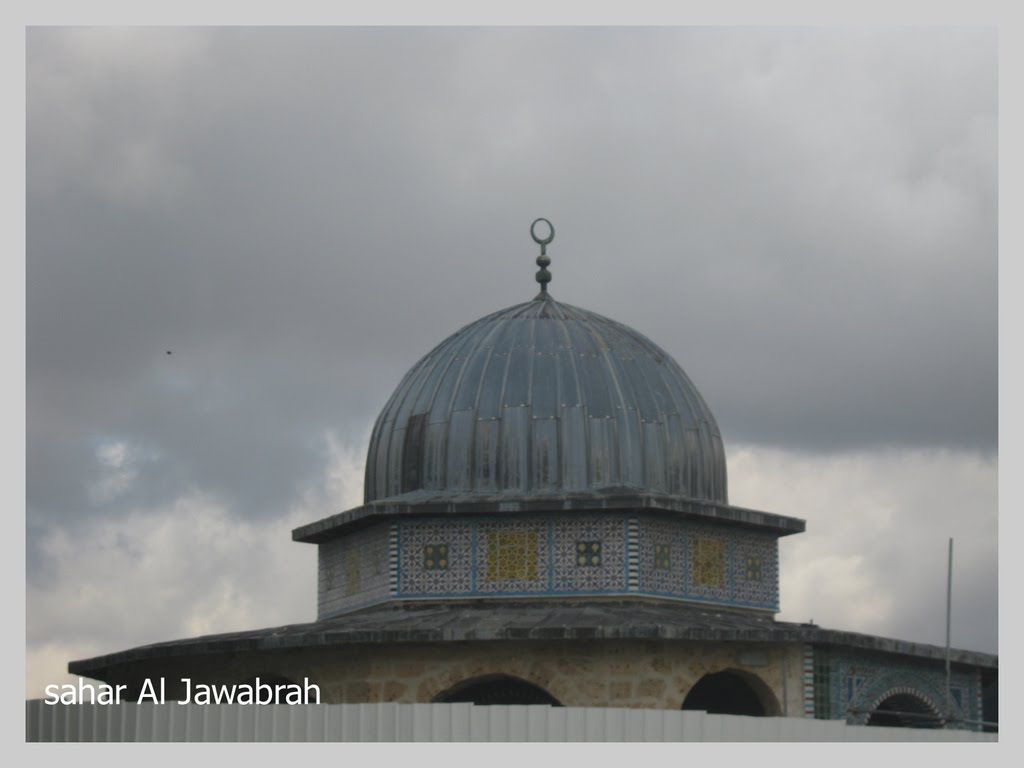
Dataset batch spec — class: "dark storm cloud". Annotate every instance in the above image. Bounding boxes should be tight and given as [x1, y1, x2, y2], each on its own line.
[27, 26, 994, 546]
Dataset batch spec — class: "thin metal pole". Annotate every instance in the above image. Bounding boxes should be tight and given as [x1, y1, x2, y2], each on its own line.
[945, 537, 953, 722]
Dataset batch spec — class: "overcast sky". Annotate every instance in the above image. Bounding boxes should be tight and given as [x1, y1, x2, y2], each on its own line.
[25, 26, 998, 697]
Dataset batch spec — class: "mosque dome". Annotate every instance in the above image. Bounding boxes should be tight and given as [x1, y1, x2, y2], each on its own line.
[363, 291, 727, 506]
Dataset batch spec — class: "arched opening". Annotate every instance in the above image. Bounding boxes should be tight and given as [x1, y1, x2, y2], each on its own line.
[433, 675, 562, 706]
[866, 692, 942, 729]
[681, 669, 779, 717]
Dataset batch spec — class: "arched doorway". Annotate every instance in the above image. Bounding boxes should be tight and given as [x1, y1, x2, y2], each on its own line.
[866, 691, 942, 728]
[681, 669, 780, 716]
[433, 675, 562, 706]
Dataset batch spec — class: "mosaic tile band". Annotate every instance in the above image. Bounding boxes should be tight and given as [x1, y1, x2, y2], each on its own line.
[317, 512, 779, 618]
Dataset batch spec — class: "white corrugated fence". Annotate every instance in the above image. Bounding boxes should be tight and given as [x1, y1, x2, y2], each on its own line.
[25, 701, 996, 742]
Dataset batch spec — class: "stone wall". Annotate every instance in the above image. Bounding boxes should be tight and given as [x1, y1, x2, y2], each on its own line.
[115, 639, 807, 714]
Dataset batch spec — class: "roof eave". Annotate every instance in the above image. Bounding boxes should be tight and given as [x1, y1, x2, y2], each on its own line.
[291, 492, 806, 543]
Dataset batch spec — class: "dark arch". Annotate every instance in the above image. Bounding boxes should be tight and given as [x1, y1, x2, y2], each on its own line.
[866, 691, 942, 729]
[433, 675, 562, 706]
[681, 669, 780, 717]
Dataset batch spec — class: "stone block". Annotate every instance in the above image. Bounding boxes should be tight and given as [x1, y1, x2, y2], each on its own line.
[609, 680, 632, 700]
[345, 681, 378, 702]
[636, 678, 666, 698]
[394, 661, 426, 678]
[381, 681, 408, 701]
[650, 656, 672, 674]
[528, 663, 556, 687]
[575, 678, 608, 704]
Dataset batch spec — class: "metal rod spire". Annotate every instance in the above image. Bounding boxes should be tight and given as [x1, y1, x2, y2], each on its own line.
[945, 537, 953, 723]
[531, 217, 554, 297]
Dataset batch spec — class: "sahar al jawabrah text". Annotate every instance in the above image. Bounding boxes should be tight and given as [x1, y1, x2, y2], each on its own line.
[44, 677, 321, 705]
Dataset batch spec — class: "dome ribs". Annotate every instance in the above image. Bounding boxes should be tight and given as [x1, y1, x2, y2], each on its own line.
[363, 297, 728, 505]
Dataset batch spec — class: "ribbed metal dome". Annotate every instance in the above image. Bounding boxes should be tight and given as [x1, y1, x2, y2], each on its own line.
[364, 295, 727, 504]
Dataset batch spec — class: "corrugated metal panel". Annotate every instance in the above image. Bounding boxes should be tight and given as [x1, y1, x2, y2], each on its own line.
[428, 353, 468, 425]
[501, 319, 535, 408]
[386, 426, 405, 498]
[683, 427, 700, 499]
[560, 405, 588, 489]
[617, 407, 643, 488]
[587, 417, 617, 486]
[710, 432, 727, 502]
[642, 420, 666, 490]
[473, 420, 500, 491]
[659, 359, 700, 428]
[499, 406, 530, 491]
[451, 342, 491, 412]
[530, 353, 558, 418]
[392, 351, 440, 429]
[555, 346, 582, 408]
[531, 417, 558, 490]
[400, 413, 427, 493]
[422, 421, 448, 490]
[26, 701, 997, 742]
[446, 410, 475, 491]
[371, 420, 391, 500]
[476, 346, 509, 419]
[619, 355, 660, 421]
[410, 346, 455, 417]
[576, 356, 610, 418]
[637, 353, 674, 420]
[502, 345, 532, 409]
[565, 311, 601, 356]
[665, 414, 687, 495]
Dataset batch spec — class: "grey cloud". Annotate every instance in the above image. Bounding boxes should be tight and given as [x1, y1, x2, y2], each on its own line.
[26, 27, 996, 666]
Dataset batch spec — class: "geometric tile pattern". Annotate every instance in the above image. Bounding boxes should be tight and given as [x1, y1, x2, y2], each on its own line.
[398, 519, 474, 596]
[691, 535, 726, 588]
[637, 519, 777, 609]
[551, 515, 626, 593]
[317, 524, 391, 619]
[743, 556, 762, 581]
[655, 544, 672, 570]
[811, 646, 983, 729]
[732, 532, 779, 607]
[388, 524, 399, 594]
[638, 518, 687, 596]
[574, 541, 603, 567]
[422, 543, 449, 570]
[803, 645, 816, 718]
[319, 513, 781, 615]
[477, 519, 549, 594]
[687, 526, 730, 602]
[626, 518, 640, 591]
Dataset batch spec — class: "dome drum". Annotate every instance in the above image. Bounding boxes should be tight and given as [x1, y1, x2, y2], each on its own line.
[312, 512, 782, 621]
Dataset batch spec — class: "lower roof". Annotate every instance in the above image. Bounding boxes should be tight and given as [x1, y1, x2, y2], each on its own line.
[68, 599, 997, 679]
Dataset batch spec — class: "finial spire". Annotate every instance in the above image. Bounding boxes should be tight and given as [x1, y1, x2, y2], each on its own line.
[531, 217, 555, 298]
